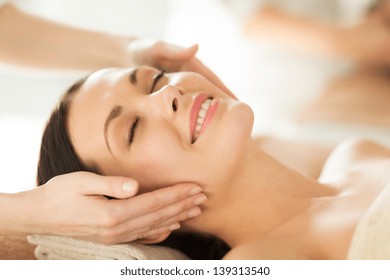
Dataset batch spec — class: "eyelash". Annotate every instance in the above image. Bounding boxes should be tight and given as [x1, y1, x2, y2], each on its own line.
[128, 116, 140, 145]
[128, 69, 165, 146]
[150, 69, 165, 93]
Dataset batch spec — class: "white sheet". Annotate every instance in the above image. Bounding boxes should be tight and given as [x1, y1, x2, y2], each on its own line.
[348, 183, 390, 259]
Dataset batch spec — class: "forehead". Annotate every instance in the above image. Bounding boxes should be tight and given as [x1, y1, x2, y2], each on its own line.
[66, 68, 132, 164]
[70, 67, 135, 114]
[82, 68, 130, 93]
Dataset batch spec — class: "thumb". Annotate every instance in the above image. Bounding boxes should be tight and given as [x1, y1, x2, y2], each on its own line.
[76, 172, 139, 199]
[160, 44, 198, 61]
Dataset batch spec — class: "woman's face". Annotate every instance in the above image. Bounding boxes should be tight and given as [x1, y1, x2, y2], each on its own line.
[68, 66, 253, 192]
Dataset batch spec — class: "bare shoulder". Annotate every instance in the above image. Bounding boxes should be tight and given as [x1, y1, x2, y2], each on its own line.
[336, 136, 389, 158]
[223, 238, 308, 260]
[323, 137, 390, 167]
[253, 135, 334, 179]
[320, 137, 390, 182]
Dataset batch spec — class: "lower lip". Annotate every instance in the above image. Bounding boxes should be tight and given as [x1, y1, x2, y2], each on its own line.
[197, 99, 219, 140]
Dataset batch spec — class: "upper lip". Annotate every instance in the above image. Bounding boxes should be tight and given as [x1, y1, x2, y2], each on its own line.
[189, 93, 211, 143]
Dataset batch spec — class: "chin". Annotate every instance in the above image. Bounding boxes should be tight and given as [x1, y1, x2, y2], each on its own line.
[226, 101, 254, 142]
[206, 101, 254, 176]
[192, 102, 253, 195]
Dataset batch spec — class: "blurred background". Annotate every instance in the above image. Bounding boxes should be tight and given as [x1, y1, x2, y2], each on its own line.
[0, 0, 384, 193]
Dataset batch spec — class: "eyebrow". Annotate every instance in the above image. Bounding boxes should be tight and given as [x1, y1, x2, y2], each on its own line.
[104, 105, 123, 155]
[129, 68, 138, 85]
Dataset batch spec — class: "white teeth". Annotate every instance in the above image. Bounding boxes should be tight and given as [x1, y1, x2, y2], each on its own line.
[193, 98, 212, 141]
[198, 109, 207, 118]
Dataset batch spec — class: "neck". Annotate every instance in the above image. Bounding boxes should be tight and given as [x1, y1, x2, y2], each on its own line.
[182, 139, 337, 247]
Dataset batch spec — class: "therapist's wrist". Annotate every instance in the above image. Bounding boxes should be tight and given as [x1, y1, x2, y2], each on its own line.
[104, 35, 139, 68]
[0, 191, 34, 235]
[78, 34, 137, 70]
[122, 37, 153, 67]
[68, 32, 139, 71]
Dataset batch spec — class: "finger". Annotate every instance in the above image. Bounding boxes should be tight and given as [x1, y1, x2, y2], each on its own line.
[113, 191, 205, 231]
[189, 59, 238, 100]
[137, 231, 174, 244]
[99, 203, 202, 244]
[111, 183, 202, 220]
[160, 44, 198, 61]
[77, 172, 139, 199]
[124, 225, 178, 244]
[149, 206, 202, 228]
[125, 205, 202, 238]
[109, 192, 205, 233]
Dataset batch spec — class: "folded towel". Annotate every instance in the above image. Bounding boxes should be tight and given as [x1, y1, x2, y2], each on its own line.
[347, 183, 390, 259]
[27, 235, 189, 260]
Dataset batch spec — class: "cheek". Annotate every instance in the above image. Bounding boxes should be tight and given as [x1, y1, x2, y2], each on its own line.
[123, 101, 254, 192]
[130, 133, 196, 192]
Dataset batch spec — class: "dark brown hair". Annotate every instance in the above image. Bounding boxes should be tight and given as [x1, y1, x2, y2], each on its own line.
[37, 76, 94, 186]
[36, 76, 230, 259]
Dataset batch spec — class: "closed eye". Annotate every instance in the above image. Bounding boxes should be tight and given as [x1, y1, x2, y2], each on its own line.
[150, 70, 165, 93]
[128, 116, 140, 145]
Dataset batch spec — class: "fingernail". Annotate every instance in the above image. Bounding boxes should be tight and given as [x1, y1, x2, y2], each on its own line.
[188, 186, 202, 196]
[194, 194, 207, 205]
[188, 208, 202, 218]
[169, 223, 181, 231]
[122, 181, 136, 193]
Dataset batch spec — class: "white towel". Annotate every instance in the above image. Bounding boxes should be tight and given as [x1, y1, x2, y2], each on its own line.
[348, 183, 390, 259]
[27, 235, 189, 260]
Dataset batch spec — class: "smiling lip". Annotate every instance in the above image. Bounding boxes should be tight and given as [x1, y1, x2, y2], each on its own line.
[190, 93, 219, 143]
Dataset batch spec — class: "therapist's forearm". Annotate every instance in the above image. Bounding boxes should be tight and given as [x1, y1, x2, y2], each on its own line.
[0, 4, 133, 70]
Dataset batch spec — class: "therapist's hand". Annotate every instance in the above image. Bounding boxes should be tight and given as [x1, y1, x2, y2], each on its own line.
[23, 172, 205, 244]
[127, 39, 237, 99]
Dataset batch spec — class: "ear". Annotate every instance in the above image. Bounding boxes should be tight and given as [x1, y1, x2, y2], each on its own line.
[137, 232, 171, 245]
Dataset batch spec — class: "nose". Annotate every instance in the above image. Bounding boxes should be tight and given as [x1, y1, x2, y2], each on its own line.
[149, 85, 183, 121]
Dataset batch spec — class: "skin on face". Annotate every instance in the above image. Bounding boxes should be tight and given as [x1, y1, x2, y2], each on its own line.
[67, 66, 254, 193]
